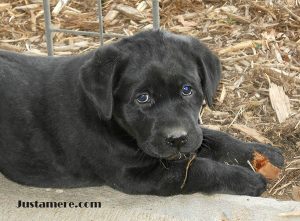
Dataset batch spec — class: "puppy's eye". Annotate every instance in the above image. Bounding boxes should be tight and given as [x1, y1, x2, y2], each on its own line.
[136, 93, 150, 103]
[181, 85, 192, 96]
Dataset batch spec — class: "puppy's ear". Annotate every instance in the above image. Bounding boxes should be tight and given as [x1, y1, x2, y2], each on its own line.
[79, 45, 124, 120]
[191, 40, 221, 106]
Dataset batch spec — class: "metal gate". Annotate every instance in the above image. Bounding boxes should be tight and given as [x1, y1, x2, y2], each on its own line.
[42, 0, 160, 56]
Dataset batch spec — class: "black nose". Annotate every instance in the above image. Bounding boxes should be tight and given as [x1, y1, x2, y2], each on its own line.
[165, 130, 188, 148]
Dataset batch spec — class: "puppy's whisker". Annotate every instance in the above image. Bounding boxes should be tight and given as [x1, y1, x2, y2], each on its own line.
[159, 160, 169, 170]
[202, 136, 216, 143]
[200, 143, 210, 148]
[135, 148, 142, 154]
[200, 143, 211, 151]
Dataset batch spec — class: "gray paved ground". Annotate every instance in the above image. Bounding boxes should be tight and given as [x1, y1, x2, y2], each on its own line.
[1, 174, 299, 221]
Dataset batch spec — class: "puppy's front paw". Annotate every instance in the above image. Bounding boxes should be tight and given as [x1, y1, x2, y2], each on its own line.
[252, 143, 284, 168]
[231, 166, 267, 196]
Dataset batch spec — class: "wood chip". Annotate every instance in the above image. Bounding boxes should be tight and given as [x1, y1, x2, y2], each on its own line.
[175, 12, 198, 20]
[272, 44, 283, 63]
[170, 26, 194, 32]
[233, 76, 244, 89]
[250, 2, 276, 20]
[104, 10, 119, 24]
[14, 4, 40, 11]
[115, 4, 144, 20]
[23, 48, 47, 56]
[64, 6, 81, 14]
[221, 54, 257, 63]
[218, 40, 265, 55]
[52, 0, 70, 16]
[145, 0, 152, 7]
[202, 125, 221, 131]
[269, 82, 291, 123]
[177, 16, 198, 27]
[142, 24, 153, 30]
[222, 11, 251, 24]
[232, 124, 272, 144]
[281, 5, 300, 23]
[278, 210, 300, 217]
[0, 3, 11, 12]
[136, 1, 148, 12]
[256, 66, 300, 84]
[55, 189, 64, 193]
[292, 186, 300, 201]
[218, 85, 226, 103]
[0, 43, 24, 52]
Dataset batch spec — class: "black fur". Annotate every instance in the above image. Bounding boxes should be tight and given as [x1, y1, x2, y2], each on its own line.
[0, 30, 283, 196]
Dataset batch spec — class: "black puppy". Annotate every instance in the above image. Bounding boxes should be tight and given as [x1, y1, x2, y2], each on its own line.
[0, 30, 283, 196]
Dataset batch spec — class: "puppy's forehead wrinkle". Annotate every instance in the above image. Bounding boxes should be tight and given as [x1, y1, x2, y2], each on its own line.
[116, 30, 194, 64]
[138, 59, 197, 80]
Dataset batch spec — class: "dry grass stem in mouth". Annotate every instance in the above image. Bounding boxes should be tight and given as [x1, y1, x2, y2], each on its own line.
[180, 153, 197, 189]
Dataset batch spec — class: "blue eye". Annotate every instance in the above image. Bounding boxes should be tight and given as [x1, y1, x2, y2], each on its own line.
[181, 85, 192, 96]
[136, 93, 150, 103]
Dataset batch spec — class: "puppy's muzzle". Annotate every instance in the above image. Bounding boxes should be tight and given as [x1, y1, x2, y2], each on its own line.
[165, 129, 188, 148]
[163, 128, 195, 161]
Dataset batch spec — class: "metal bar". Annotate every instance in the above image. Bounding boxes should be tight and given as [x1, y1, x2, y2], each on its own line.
[43, 0, 161, 55]
[51, 28, 125, 38]
[152, 0, 160, 30]
[43, 0, 53, 56]
[96, 0, 104, 46]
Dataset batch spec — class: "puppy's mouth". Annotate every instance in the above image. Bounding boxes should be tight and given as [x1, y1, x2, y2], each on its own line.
[166, 151, 196, 161]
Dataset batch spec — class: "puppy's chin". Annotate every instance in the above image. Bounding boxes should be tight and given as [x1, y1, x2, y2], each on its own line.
[137, 143, 173, 159]
[138, 143, 200, 161]
[138, 145, 166, 159]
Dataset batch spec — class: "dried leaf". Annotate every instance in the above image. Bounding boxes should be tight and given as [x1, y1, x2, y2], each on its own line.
[252, 151, 281, 180]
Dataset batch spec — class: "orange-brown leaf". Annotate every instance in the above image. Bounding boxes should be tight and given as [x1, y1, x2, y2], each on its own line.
[252, 151, 281, 180]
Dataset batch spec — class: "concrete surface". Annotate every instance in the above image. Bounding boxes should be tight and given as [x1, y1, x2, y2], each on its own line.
[0, 174, 299, 221]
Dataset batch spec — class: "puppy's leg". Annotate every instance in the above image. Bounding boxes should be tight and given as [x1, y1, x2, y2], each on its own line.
[114, 157, 266, 196]
[198, 127, 284, 168]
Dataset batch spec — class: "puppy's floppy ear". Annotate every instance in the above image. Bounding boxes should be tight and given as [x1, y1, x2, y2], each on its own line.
[79, 45, 124, 120]
[191, 39, 221, 106]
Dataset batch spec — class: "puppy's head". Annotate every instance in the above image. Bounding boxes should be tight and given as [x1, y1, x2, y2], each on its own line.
[80, 30, 221, 160]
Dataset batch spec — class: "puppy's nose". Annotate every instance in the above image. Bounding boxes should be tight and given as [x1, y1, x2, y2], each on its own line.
[165, 129, 188, 148]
